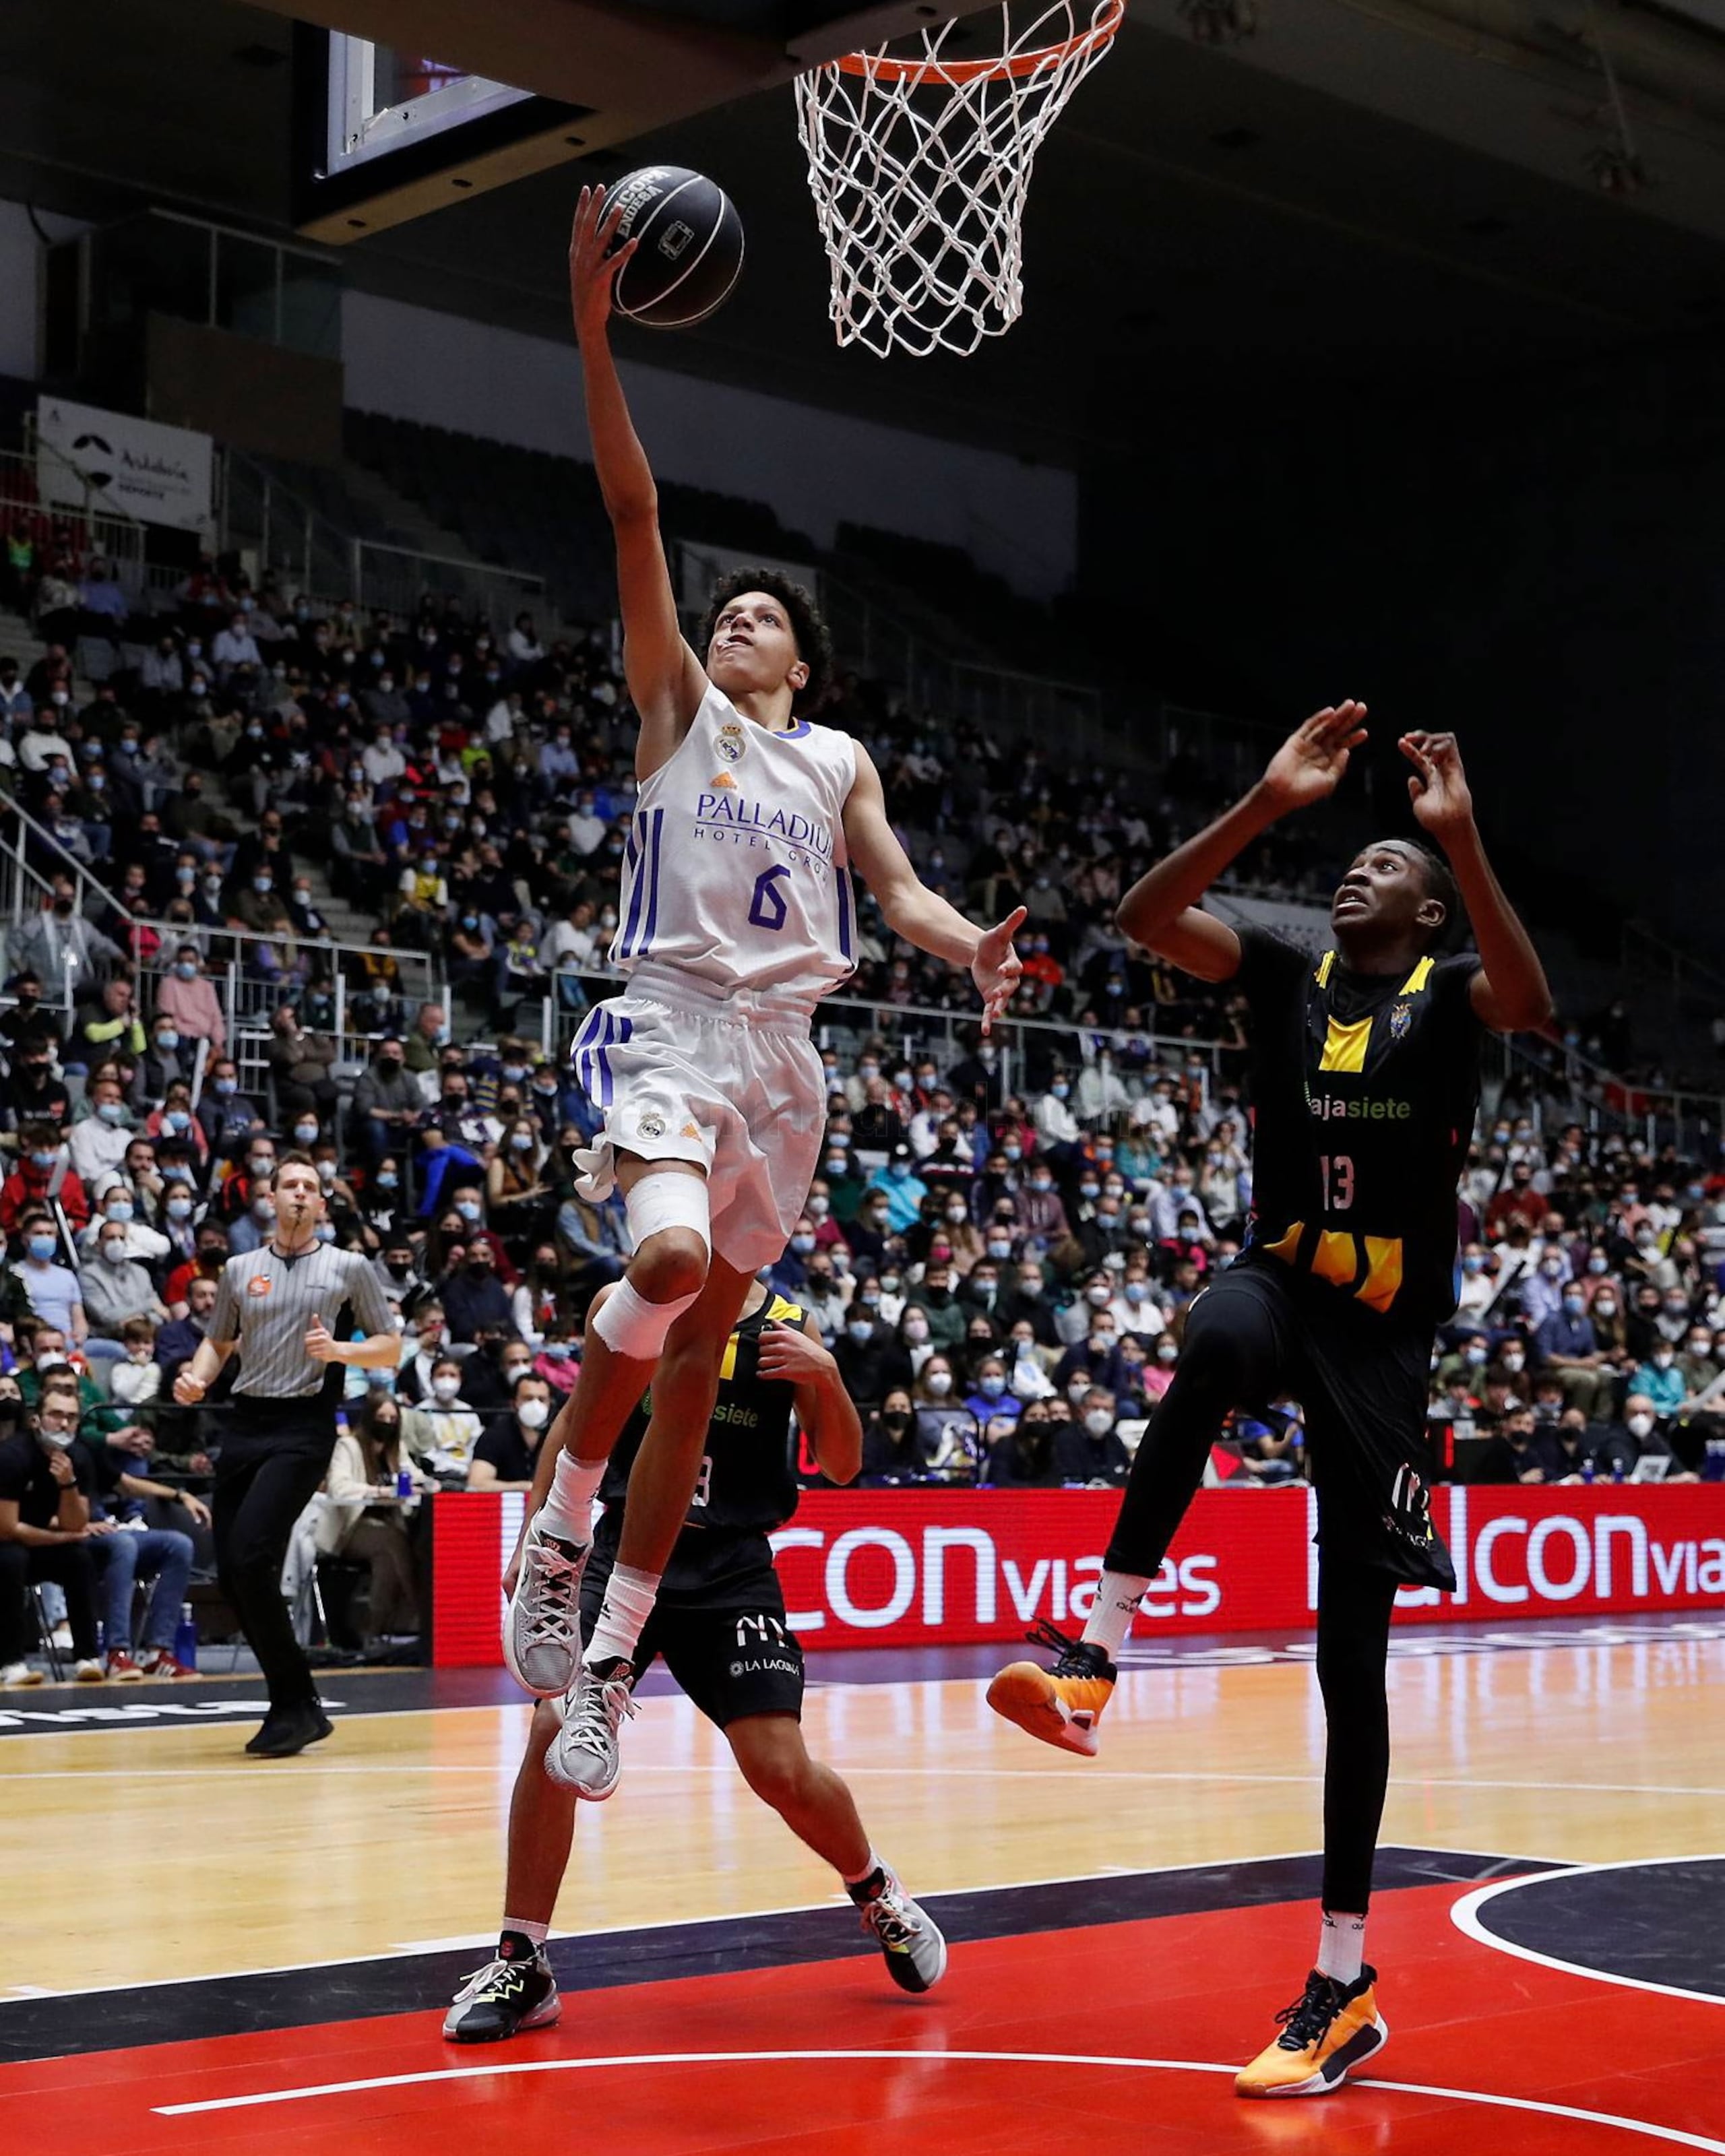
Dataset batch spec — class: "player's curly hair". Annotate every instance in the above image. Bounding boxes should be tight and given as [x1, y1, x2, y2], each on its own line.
[699, 567, 834, 715]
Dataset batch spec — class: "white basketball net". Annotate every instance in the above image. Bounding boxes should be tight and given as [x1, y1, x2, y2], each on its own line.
[794, 2, 1123, 358]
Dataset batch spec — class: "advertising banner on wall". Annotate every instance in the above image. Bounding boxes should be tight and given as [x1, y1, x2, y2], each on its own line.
[430, 1484, 1725, 1667]
[35, 395, 214, 534]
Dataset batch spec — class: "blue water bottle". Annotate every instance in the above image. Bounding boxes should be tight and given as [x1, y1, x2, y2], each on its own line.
[396, 1467, 413, 1499]
[173, 1602, 199, 1672]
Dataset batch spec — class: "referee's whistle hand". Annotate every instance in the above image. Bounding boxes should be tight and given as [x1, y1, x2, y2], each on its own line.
[305, 1321, 340, 1363]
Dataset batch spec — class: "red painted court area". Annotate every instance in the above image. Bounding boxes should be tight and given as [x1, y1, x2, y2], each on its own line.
[7, 1884, 1721, 2154]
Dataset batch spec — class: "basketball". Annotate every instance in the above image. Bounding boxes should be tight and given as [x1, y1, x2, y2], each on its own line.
[605, 164, 744, 329]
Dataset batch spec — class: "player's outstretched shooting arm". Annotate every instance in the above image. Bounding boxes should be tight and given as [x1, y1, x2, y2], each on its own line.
[1115, 702, 1370, 984]
[569, 186, 707, 776]
[1396, 729, 1552, 1034]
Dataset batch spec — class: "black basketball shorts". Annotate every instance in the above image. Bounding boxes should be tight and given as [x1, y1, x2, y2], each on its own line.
[1220, 1257, 1457, 1591]
[582, 1531, 805, 1727]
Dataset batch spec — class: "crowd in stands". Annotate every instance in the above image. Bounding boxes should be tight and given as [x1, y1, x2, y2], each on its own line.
[2, 510, 1723, 1684]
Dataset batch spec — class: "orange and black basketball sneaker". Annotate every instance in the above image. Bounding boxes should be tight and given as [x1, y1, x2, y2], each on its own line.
[1234, 1966, 1387, 2098]
[986, 1620, 1117, 1757]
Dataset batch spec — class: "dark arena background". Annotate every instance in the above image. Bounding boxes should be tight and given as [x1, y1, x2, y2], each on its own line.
[0, 1, 1722, 2149]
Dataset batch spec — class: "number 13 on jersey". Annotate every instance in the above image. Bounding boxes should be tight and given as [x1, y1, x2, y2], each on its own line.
[1319, 1154, 1354, 1211]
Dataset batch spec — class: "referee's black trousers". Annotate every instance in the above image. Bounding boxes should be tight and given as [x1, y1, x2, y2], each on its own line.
[1103, 1271, 1400, 1915]
[214, 1412, 336, 1713]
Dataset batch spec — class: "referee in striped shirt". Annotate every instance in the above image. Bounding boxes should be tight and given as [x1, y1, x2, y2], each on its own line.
[175, 1155, 400, 1756]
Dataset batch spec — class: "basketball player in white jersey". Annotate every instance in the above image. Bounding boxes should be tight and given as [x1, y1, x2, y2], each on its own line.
[505, 186, 1025, 1801]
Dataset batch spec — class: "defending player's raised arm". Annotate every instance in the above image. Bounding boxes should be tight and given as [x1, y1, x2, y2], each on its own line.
[757, 1317, 863, 1488]
[1117, 701, 1369, 981]
[569, 187, 708, 778]
[841, 744, 1024, 1032]
[1400, 731, 1553, 1034]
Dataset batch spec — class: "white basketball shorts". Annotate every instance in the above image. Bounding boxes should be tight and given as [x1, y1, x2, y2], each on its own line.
[568, 971, 827, 1274]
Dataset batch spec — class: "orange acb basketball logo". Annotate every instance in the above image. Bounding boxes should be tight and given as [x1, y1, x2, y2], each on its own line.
[247, 1275, 273, 1298]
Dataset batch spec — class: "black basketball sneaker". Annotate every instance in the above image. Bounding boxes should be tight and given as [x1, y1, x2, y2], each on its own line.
[443, 1937, 561, 2043]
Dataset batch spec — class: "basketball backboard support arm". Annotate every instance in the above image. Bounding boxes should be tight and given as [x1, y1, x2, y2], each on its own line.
[272, 0, 995, 241]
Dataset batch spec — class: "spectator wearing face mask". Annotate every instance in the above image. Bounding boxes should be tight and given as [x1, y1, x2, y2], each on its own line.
[441, 1240, 513, 1343]
[155, 945, 226, 1057]
[269, 1005, 339, 1112]
[146, 1082, 210, 1169]
[1056, 1271, 1118, 1350]
[1532, 1286, 1614, 1418]
[1517, 1248, 1573, 1333]
[1033, 1071, 1081, 1153]
[82, 1222, 169, 1347]
[963, 1354, 1020, 1426]
[1011, 1156, 1070, 1253]
[131, 1018, 189, 1110]
[403, 1353, 483, 1473]
[866, 1143, 927, 1232]
[984, 1404, 1061, 1488]
[860, 1390, 929, 1485]
[933, 1189, 984, 1275]
[902, 1261, 966, 1356]
[1055, 1389, 1131, 1488]
[1437, 1331, 1493, 1395]
[317, 1395, 430, 1648]
[1472, 1406, 1548, 1485]
[1594, 1392, 1684, 1480]
[468, 1374, 557, 1492]
[0, 1392, 104, 1685]
[1, 1126, 90, 1239]
[1631, 1338, 1687, 1420]
[11, 1215, 84, 1345]
[1532, 1407, 1603, 1485]
[66, 1074, 137, 1186]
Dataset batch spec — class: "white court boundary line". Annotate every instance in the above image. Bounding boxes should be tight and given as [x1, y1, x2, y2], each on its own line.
[1452, 1853, 1725, 2010]
[152, 2046, 1725, 2149]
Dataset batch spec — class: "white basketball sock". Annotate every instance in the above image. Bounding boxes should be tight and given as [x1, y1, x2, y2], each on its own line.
[540, 1452, 604, 1542]
[1315, 1909, 1367, 1986]
[842, 1847, 889, 1889]
[583, 1562, 659, 1668]
[1080, 1570, 1151, 1660]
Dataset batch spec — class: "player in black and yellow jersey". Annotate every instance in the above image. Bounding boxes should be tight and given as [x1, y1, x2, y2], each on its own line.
[989, 709, 1551, 2098]
[446, 1280, 947, 2041]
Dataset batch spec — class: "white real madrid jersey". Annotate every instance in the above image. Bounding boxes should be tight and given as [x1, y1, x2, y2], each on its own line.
[608, 680, 860, 1009]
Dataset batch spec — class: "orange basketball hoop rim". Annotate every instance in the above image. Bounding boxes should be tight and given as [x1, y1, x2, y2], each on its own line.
[832, 0, 1123, 87]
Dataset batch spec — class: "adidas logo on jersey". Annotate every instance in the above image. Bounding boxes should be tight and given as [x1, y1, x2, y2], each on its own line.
[710, 771, 738, 788]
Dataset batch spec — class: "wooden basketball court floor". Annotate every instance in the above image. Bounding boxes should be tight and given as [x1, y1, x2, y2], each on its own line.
[3, 1615, 1722, 2153]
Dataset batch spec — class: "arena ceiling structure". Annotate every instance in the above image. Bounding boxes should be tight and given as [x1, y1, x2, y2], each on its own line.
[4, 0, 1725, 462]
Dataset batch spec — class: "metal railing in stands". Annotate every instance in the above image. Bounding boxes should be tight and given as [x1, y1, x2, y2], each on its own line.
[513, 968, 1724, 1165]
[0, 440, 149, 602]
[0, 783, 443, 1023]
[522, 968, 1245, 1125]
[218, 449, 547, 631]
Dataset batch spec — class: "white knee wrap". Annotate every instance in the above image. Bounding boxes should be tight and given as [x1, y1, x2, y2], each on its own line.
[591, 1276, 701, 1360]
[623, 1168, 712, 1261]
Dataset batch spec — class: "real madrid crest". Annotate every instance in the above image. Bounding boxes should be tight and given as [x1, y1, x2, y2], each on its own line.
[716, 720, 746, 764]
[1389, 1002, 1412, 1042]
[637, 1112, 666, 1141]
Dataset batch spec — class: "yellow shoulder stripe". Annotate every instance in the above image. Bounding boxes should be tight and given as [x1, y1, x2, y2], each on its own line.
[1400, 956, 1434, 994]
[1315, 949, 1335, 988]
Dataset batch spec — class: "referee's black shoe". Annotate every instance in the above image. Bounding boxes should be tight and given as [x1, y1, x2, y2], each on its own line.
[245, 1704, 334, 1758]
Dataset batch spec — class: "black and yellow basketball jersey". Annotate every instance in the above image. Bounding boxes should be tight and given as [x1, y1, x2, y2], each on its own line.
[598, 1292, 807, 1537]
[1233, 926, 1483, 1327]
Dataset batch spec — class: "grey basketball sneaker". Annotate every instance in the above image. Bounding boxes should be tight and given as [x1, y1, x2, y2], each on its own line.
[849, 1866, 948, 1994]
[544, 1655, 638, 1800]
[502, 1517, 590, 1698]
